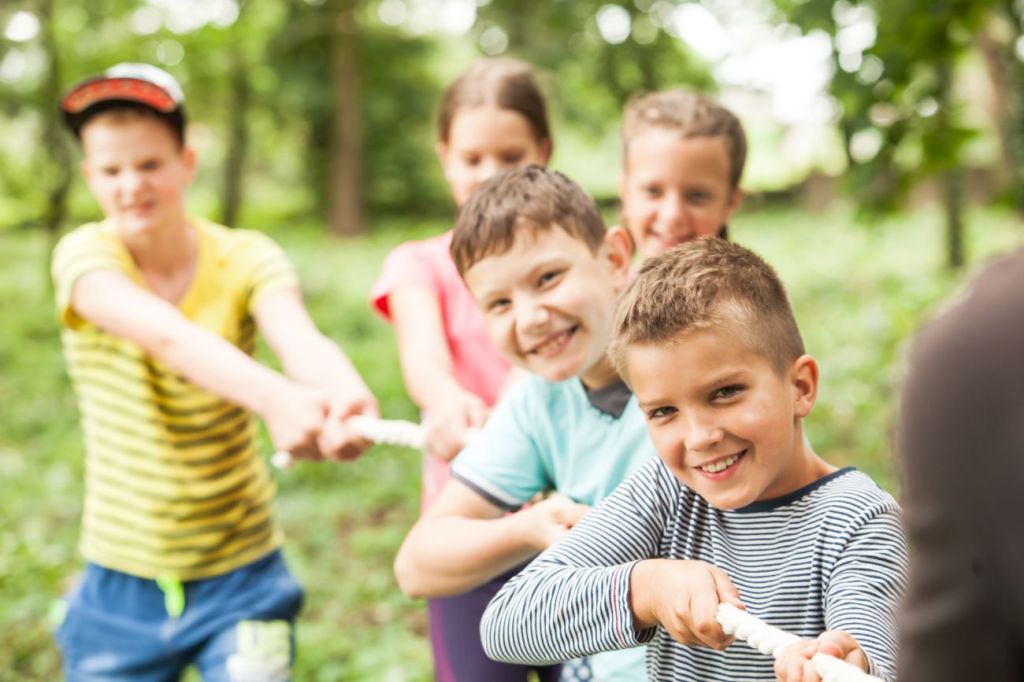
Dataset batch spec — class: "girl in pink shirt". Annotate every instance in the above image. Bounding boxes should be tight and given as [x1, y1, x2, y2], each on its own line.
[369, 58, 557, 682]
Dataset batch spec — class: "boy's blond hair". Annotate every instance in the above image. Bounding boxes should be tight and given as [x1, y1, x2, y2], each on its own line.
[621, 90, 747, 189]
[610, 237, 804, 377]
[451, 166, 606, 276]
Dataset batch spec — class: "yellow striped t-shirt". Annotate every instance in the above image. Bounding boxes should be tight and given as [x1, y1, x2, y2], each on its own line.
[52, 218, 298, 580]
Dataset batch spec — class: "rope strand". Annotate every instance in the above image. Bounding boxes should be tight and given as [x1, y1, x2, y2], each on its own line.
[717, 603, 883, 682]
[271, 416, 425, 469]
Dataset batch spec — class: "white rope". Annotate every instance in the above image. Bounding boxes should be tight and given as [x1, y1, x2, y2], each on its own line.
[270, 416, 425, 469]
[716, 603, 883, 682]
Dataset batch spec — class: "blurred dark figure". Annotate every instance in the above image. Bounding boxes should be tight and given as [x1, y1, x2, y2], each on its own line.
[898, 248, 1024, 680]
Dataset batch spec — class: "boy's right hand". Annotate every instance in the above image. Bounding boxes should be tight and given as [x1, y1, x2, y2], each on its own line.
[515, 493, 591, 551]
[263, 383, 330, 461]
[423, 391, 490, 462]
[629, 559, 743, 649]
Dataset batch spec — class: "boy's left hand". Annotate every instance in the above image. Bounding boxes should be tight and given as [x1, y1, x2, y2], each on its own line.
[774, 630, 868, 682]
[317, 392, 380, 461]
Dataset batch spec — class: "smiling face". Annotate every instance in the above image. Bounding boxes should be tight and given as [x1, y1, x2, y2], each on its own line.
[620, 129, 741, 259]
[438, 105, 551, 207]
[627, 329, 829, 510]
[463, 225, 632, 389]
[81, 112, 195, 239]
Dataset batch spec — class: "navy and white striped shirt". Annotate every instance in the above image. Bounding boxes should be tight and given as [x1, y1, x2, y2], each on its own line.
[482, 459, 907, 681]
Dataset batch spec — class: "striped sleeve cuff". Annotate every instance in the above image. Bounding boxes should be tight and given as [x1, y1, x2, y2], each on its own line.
[614, 561, 657, 648]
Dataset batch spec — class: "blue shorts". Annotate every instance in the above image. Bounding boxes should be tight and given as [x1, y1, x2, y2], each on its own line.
[54, 550, 304, 682]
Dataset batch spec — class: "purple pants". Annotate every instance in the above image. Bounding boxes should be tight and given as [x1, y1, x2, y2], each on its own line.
[428, 565, 561, 682]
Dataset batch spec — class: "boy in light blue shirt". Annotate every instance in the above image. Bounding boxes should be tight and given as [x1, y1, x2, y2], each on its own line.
[394, 167, 653, 681]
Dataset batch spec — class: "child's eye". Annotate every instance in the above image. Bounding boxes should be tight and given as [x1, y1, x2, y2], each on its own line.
[643, 185, 662, 198]
[101, 166, 120, 177]
[537, 270, 563, 287]
[647, 406, 677, 420]
[711, 384, 744, 401]
[686, 190, 710, 204]
[463, 154, 481, 167]
[486, 298, 511, 313]
[501, 152, 525, 165]
[140, 160, 162, 172]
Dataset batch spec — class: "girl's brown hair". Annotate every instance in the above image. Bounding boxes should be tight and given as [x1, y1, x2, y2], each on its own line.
[437, 58, 551, 147]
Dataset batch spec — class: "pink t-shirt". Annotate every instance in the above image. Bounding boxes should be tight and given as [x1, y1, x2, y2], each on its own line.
[370, 230, 511, 510]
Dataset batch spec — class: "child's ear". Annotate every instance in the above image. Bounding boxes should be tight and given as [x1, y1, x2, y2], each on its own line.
[790, 354, 818, 418]
[603, 226, 633, 284]
[182, 145, 198, 182]
[435, 140, 449, 173]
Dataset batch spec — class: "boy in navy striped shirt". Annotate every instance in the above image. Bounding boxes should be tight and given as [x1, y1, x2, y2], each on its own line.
[481, 238, 908, 681]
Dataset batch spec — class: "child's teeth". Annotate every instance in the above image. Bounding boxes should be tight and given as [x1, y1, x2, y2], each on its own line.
[702, 454, 738, 473]
[537, 330, 568, 353]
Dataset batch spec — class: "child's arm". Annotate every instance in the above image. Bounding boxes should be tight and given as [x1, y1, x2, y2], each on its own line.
[480, 459, 740, 665]
[70, 270, 330, 460]
[393, 478, 590, 597]
[254, 286, 378, 460]
[389, 286, 489, 460]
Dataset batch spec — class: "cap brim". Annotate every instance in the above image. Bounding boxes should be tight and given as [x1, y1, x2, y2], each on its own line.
[61, 76, 179, 115]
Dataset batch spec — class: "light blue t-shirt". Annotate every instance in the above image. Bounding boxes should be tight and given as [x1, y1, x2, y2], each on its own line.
[451, 373, 656, 681]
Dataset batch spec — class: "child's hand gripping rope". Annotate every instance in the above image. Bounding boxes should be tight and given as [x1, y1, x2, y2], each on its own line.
[716, 604, 882, 682]
[271, 416, 427, 469]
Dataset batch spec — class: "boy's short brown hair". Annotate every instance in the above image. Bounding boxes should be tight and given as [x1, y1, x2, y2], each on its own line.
[610, 237, 804, 377]
[621, 89, 746, 189]
[451, 166, 606, 276]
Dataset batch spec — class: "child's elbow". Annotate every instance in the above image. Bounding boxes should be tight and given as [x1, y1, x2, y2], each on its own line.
[393, 545, 428, 598]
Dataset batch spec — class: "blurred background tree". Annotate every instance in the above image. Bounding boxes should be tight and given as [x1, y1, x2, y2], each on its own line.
[3, 0, 1017, 262]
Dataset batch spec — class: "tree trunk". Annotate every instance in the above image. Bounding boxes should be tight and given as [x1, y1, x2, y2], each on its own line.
[328, 0, 363, 236]
[937, 60, 966, 269]
[222, 47, 250, 228]
[38, 0, 72, 287]
[943, 169, 966, 269]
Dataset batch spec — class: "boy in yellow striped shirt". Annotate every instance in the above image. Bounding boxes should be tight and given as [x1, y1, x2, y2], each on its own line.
[52, 63, 377, 681]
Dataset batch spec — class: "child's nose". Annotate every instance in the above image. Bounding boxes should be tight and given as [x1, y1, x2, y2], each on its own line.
[680, 411, 723, 452]
[478, 158, 502, 182]
[513, 297, 549, 331]
[122, 169, 146, 193]
[659, 194, 689, 230]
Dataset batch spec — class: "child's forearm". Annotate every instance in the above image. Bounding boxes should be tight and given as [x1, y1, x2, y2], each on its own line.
[389, 286, 471, 409]
[393, 513, 539, 598]
[152, 318, 299, 417]
[481, 555, 648, 665]
[278, 331, 372, 399]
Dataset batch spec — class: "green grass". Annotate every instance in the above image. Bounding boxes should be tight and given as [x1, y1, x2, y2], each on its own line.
[0, 204, 1021, 680]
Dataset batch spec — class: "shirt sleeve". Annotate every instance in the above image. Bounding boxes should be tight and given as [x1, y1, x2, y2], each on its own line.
[51, 225, 125, 329]
[238, 230, 299, 313]
[448, 378, 553, 509]
[369, 240, 440, 320]
[480, 458, 675, 665]
[824, 506, 908, 682]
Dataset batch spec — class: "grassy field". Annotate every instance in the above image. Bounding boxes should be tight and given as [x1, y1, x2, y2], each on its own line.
[0, 204, 1020, 680]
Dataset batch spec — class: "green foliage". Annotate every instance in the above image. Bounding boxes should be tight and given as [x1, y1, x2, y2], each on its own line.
[2, 207, 1022, 678]
[475, 1, 715, 137]
[772, 0, 1005, 213]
